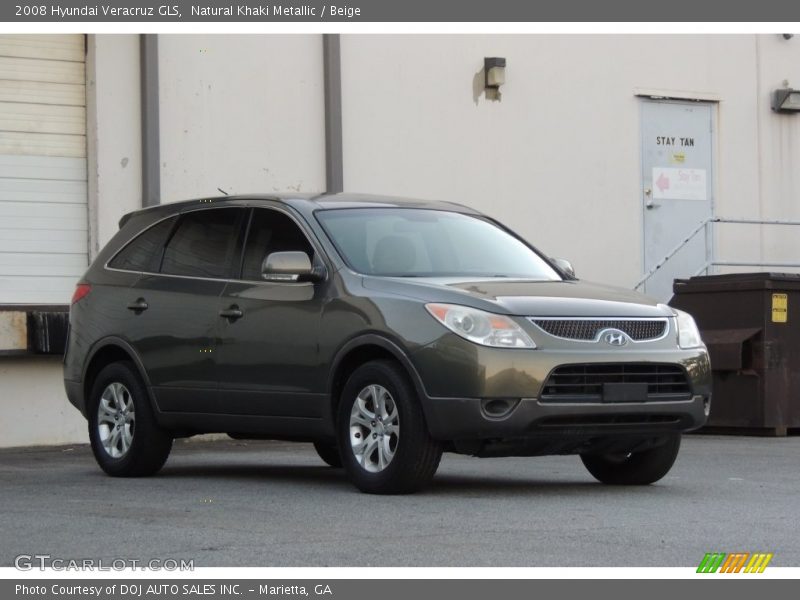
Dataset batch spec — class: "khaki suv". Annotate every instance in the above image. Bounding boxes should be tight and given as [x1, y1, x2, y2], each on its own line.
[64, 194, 711, 494]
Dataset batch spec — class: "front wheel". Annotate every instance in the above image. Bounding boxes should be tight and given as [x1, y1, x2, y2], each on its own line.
[313, 441, 343, 468]
[337, 360, 442, 494]
[88, 361, 173, 477]
[580, 435, 681, 485]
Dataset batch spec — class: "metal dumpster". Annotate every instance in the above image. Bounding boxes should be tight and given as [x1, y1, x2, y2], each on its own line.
[670, 272, 800, 436]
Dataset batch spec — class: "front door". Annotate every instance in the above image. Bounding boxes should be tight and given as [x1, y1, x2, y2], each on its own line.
[215, 207, 327, 418]
[641, 99, 714, 301]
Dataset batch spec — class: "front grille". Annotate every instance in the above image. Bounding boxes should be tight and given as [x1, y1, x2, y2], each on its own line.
[540, 363, 691, 402]
[530, 318, 668, 341]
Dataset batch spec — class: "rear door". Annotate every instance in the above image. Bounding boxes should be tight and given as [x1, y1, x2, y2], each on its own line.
[125, 207, 246, 413]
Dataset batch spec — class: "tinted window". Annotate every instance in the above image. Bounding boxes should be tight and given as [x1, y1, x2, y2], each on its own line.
[317, 208, 561, 280]
[161, 208, 244, 279]
[109, 217, 176, 272]
[241, 209, 314, 280]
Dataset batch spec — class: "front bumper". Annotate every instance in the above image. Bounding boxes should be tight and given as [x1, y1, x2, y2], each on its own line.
[411, 332, 712, 444]
[423, 393, 709, 442]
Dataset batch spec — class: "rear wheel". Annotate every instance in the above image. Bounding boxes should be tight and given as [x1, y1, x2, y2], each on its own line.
[337, 360, 442, 494]
[580, 435, 681, 485]
[313, 442, 342, 468]
[88, 361, 172, 477]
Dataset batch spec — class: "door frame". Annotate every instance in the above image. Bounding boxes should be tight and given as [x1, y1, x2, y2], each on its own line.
[637, 95, 720, 288]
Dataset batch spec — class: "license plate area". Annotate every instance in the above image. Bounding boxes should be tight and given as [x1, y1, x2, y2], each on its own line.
[602, 382, 648, 403]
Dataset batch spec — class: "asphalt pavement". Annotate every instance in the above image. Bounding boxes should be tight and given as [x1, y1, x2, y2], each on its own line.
[1, 435, 798, 567]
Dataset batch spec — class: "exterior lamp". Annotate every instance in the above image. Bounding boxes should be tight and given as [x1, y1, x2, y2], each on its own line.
[484, 57, 506, 91]
[771, 88, 800, 113]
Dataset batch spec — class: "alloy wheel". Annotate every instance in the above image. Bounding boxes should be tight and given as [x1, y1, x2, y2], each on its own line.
[348, 384, 399, 473]
[96, 382, 135, 459]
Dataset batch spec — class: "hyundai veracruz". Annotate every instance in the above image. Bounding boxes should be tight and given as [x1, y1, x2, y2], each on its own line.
[64, 194, 711, 494]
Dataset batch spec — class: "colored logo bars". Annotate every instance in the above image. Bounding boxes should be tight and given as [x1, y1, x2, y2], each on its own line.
[697, 552, 774, 573]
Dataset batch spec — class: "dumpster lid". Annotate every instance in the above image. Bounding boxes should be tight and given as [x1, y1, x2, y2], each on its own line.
[674, 272, 800, 294]
[701, 327, 762, 345]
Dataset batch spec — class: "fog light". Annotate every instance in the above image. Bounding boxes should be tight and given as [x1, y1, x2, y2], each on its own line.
[481, 398, 520, 419]
[703, 397, 711, 417]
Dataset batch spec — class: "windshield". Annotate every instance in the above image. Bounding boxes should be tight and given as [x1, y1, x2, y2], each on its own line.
[316, 208, 561, 280]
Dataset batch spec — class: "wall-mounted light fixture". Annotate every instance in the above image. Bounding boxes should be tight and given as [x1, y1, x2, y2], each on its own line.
[772, 88, 800, 113]
[484, 57, 506, 91]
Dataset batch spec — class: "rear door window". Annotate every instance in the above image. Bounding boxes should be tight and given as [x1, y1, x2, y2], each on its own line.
[161, 208, 245, 279]
[109, 216, 177, 273]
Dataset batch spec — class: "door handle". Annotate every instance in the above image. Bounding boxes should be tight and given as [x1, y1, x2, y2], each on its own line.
[645, 199, 661, 210]
[126, 298, 149, 313]
[219, 306, 243, 321]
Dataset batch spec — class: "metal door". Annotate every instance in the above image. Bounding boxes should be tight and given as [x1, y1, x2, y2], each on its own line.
[641, 99, 714, 300]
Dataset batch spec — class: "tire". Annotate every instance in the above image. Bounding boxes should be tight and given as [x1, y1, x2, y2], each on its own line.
[87, 361, 173, 477]
[313, 441, 343, 468]
[337, 360, 442, 494]
[580, 435, 682, 485]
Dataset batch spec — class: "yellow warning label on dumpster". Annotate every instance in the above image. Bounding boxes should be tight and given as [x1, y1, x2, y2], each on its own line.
[772, 293, 788, 323]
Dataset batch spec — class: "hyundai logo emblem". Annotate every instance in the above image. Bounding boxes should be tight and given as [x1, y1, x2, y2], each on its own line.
[602, 329, 628, 346]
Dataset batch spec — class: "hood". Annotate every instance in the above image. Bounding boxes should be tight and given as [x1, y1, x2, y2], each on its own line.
[361, 276, 672, 318]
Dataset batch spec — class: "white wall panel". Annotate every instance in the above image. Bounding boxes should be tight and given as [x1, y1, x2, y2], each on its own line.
[0, 357, 87, 448]
[86, 35, 142, 251]
[0, 177, 86, 203]
[0, 102, 85, 136]
[0, 228, 87, 253]
[0, 276, 79, 302]
[0, 56, 84, 85]
[0, 34, 85, 62]
[340, 35, 792, 288]
[158, 34, 325, 201]
[0, 131, 85, 157]
[0, 153, 86, 179]
[0, 252, 87, 276]
[0, 80, 85, 106]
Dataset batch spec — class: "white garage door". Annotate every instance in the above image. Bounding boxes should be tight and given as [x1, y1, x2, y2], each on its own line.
[0, 34, 88, 305]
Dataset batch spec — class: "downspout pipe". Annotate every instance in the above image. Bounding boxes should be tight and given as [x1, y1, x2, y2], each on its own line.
[323, 34, 344, 194]
[140, 34, 160, 206]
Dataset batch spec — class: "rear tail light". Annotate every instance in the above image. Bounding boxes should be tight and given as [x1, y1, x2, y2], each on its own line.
[71, 283, 91, 305]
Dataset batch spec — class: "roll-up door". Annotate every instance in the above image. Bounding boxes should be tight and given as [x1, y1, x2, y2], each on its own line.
[0, 34, 88, 304]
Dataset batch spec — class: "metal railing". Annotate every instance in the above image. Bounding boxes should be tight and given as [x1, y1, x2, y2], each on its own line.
[635, 218, 800, 291]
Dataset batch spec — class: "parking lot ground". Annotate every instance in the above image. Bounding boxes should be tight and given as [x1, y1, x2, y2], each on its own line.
[1, 434, 798, 567]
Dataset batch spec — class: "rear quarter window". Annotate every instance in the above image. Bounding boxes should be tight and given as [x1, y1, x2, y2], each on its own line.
[108, 216, 177, 273]
[160, 208, 244, 279]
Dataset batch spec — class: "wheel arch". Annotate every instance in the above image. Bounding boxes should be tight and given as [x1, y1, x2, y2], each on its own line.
[327, 335, 430, 424]
[81, 337, 158, 418]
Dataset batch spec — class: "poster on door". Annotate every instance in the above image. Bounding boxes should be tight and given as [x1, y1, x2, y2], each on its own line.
[651, 167, 707, 201]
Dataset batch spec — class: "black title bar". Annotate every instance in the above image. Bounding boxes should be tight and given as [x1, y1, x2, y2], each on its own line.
[4, 0, 800, 22]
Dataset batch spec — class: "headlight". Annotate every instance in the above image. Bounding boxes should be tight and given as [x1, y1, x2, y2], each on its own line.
[425, 303, 536, 349]
[675, 309, 704, 349]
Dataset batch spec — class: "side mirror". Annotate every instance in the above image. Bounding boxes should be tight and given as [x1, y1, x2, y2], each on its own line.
[261, 251, 324, 282]
[552, 257, 576, 278]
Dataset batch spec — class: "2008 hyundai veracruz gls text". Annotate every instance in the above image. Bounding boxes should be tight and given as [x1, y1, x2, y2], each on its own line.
[64, 194, 711, 494]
